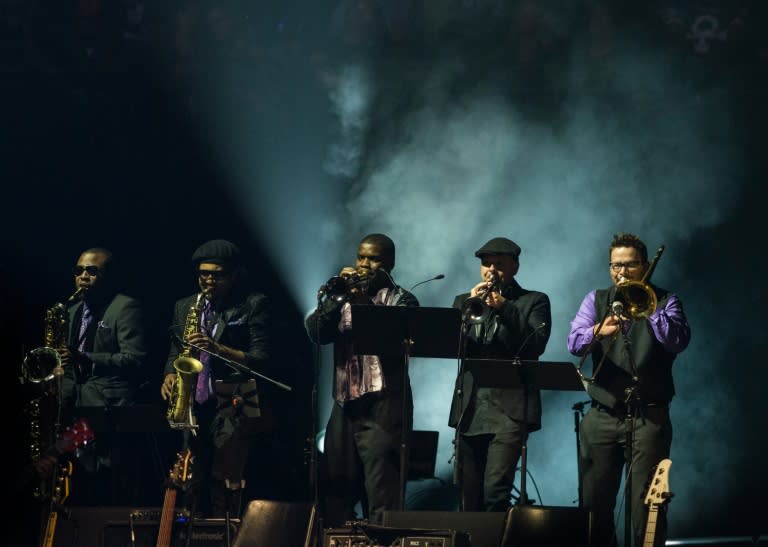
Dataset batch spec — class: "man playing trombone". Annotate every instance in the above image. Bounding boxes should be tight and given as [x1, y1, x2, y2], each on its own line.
[567, 232, 691, 547]
[450, 237, 551, 511]
[305, 233, 418, 526]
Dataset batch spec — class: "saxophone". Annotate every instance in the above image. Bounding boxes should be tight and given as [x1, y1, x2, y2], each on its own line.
[21, 287, 83, 385]
[167, 292, 205, 430]
[22, 287, 83, 500]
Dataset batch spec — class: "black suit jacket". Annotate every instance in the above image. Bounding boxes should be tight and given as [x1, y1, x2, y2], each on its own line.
[449, 279, 551, 432]
[165, 292, 270, 382]
[64, 293, 148, 406]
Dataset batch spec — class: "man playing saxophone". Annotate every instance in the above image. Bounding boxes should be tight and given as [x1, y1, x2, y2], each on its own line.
[54, 246, 148, 506]
[58, 247, 148, 407]
[161, 239, 271, 518]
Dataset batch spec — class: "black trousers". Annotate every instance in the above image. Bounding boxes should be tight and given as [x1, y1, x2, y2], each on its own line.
[459, 427, 523, 511]
[579, 406, 672, 547]
[322, 390, 412, 526]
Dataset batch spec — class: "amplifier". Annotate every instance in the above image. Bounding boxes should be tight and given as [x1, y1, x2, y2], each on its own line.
[49, 507, 239, 547]
[103, 513, 239, 547]
[323, 526, 470, 547]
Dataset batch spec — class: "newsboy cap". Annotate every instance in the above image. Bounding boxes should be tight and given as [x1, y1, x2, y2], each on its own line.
[191, 239, 241, 266]
[474, 237, 521, 259]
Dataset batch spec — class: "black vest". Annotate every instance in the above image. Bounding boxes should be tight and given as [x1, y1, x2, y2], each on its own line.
[587, 286, 676, 408]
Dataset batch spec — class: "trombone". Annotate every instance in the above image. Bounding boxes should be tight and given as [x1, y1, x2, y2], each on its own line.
[577, 245, 665, 384]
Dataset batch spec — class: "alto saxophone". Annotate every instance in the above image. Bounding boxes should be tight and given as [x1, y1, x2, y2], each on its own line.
[167, 292, 205, 430]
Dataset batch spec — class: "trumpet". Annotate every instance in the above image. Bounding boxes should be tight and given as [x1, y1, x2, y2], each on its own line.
[318, 271, 370, 302]
[461, 272, 501, 324]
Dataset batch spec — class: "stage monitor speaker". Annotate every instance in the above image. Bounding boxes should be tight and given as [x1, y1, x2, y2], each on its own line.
[382, 510, 506, 547]
[232, 499, 317, 547]
[500, 505, 593, 547]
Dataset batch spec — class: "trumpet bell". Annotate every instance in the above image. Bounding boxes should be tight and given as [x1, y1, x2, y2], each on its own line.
[461, 296, 491, 324]
[615, 280, 657, 319]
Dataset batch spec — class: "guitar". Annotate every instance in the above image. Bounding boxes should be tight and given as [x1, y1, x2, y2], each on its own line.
[41, 461, 73, 547]
[642, 458, 673, 547]
[39, 419, 95, 547]
[156, 448, 194, 547]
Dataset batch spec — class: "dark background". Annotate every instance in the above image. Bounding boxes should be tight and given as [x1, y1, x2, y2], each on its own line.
[3, 0, 767, 543]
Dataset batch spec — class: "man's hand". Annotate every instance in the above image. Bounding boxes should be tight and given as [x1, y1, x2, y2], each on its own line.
[161, 373, 177, 400]
[56, 346, 86, 367]
[593, 315, 621, 340]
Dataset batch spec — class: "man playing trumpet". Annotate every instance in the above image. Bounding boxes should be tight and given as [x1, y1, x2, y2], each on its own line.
[305, 233, 418, 526]
[450, 237, 551, 512]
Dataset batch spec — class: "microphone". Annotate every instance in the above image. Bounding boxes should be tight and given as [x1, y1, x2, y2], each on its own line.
[409, 273, 445, 292]
[611, 301, 624, 317]
[514, 321, 548, 360]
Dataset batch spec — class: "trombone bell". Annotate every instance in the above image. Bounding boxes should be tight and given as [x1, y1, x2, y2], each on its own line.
[614, 280, 657, 319]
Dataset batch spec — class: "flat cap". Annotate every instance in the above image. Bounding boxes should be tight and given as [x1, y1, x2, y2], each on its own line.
[474, 237, 521, 259]
[191, 239, 241, 266]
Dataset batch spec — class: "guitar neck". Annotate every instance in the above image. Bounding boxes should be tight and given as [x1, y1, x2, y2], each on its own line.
[156, 488, 178, 547]
[642, 505, 660, 547]
[41, 512, 58, 547]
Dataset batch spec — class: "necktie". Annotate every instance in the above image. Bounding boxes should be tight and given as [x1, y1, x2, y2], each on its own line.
[195, 300, 213, 404]
[77, 303, 92, 352]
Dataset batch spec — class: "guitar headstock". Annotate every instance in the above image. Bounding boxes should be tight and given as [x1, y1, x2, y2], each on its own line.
[52, 460, 73, 506]
[169, 448, 194, 489]
[644, 458, 673, 507]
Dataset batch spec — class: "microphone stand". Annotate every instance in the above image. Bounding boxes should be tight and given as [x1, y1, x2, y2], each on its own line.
[513, 322, 547, 506]
[571, 399, 591, 507]
[170, 333, 292, 392]
[452, 323, 471, 511]
[308, 292, 324, 523]
[615, 315, 640, 547]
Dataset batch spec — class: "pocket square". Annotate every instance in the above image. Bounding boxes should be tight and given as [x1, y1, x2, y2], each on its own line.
[226, 318, 246, 326]
[97, 320, 110, 330]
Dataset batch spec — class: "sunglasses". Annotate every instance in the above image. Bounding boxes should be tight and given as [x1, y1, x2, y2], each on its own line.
[198, 269, 230, 280]
[72, 265, 100, 276]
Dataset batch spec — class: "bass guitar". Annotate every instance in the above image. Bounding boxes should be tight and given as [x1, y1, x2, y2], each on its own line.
[642, 458, 673, 547]
[156, 448, 194, 547]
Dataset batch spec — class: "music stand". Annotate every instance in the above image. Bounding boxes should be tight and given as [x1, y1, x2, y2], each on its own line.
[464, 359, 583, 505]
[350, 305, 462, 509]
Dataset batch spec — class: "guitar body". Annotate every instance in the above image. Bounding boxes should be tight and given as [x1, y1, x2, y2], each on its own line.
[156, 448, 193, 547]
[642, 458, 673, 547]
[38, 420, 92, 547]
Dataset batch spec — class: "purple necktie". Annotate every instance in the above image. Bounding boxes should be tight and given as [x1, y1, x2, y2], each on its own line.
[77, 303, 92, 352]
[195, 300, 213, 404]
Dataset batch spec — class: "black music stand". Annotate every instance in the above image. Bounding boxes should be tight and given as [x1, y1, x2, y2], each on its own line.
[464, 359, 583, 505]
[350, 305, 462, 510]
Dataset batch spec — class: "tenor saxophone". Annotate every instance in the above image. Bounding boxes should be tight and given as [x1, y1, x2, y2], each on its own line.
[22, 286, 83, 499]
[167, 293, 205, 430]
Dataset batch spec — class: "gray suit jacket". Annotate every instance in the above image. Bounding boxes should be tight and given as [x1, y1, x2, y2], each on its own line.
[64, 293, 147, 406]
